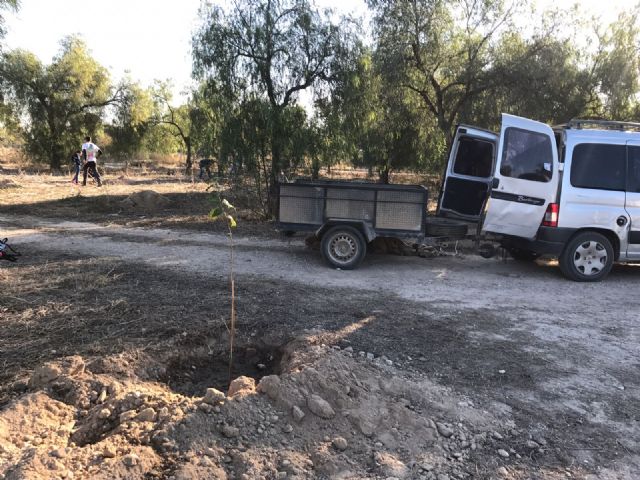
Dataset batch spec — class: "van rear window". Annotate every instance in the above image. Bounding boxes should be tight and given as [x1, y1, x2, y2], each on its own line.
[453, 137, 493, 178]
[570, 144, 626, 191]
[499, 128, 553, 182]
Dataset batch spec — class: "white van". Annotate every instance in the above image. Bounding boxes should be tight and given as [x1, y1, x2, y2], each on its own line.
[438, 114, 640, 282]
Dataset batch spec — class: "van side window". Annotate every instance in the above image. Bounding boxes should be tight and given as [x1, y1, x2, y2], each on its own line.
[499, 127, 553, 182]
[570, 143, 626, 191]
[628, 146, 640, 193]
[453, 137, 493, 178]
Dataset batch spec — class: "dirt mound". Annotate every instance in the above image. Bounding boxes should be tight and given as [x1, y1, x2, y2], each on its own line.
[0, 336, 587, 479]
[118, 190, 171, 211]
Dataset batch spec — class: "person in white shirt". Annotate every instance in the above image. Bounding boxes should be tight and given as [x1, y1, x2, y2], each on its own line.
[81, 136, 103, 187]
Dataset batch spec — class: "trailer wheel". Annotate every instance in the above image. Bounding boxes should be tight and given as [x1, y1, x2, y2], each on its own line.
[321, 226, 367, 270]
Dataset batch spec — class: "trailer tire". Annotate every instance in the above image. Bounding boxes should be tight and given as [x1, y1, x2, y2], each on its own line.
[425, 218, 468, 238]
[321, 226, 367, 270]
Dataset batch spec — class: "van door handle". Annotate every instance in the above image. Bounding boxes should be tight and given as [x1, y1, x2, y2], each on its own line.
[491, 178, 500, 189]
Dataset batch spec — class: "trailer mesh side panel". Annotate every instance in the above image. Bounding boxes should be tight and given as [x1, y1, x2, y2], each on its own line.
[278, 181, 428, 235]
[325, 188, 375, 221]
[278, 185, 324, 225]
[375, 190, 424, 231]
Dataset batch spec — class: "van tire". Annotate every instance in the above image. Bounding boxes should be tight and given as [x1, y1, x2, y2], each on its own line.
[559, 231, 614, 282]
[320, 226, 367, 270]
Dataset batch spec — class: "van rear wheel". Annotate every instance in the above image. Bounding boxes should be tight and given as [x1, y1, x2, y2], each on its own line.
[559, 231, 614, 282]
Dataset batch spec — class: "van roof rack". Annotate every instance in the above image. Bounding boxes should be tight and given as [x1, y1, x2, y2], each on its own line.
[561, 119, 640, 132]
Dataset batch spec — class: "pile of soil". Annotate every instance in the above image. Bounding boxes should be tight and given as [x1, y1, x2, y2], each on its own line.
[118, 190, 171, 211]
[0, 334, 565, 480]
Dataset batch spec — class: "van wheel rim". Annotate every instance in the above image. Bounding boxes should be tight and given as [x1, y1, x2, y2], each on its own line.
[573, 241, 607, 276]
[328, 234, 357, 265]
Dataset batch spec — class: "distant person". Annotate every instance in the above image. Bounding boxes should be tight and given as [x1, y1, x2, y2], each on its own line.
[198, 158, 213, 180]
[81, 136, 102, 187]
[70, 150, 82, 184]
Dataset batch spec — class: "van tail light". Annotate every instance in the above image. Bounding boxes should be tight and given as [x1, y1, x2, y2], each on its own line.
[542, 203, 559, 227]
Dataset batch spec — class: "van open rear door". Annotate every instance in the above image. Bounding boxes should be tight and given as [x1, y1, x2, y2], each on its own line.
[482, 114, 559, 239]
[437, 125, 498, 222]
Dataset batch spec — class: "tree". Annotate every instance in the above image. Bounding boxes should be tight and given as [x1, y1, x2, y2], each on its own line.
[591, 9, 640, 120]
[0, 37, 121, 168]
[193, 0, 350, 209]
[369, 0, 525, 148]
[152, 82, 194, 174]
[105, 80, 155, 160]
[0, 0, 18, 43]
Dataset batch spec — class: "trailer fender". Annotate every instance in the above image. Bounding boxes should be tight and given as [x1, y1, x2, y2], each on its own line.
[316, 220, 377, 243]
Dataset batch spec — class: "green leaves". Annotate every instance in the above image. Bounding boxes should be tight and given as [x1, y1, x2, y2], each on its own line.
[209, 192, 237, 229]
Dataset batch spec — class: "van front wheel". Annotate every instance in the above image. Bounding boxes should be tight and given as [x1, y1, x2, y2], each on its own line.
[559, 232, 614, 282]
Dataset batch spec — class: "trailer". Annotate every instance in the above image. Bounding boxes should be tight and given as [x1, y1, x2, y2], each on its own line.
[277, 179, 470, 269]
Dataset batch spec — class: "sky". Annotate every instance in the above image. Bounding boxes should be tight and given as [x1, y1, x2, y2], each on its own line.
[2, 0, 636, 102]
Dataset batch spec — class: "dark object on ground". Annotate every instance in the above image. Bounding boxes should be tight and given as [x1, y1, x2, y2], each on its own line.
[0, 238, 21, 262]
[199, 159, 214, 180]
[425, 217, 468, 237]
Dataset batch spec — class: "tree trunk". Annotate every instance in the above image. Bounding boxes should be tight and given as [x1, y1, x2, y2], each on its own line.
[311, 157, 320, 180]
[268, 111, 284, 216]
[185, 137, 192, 175]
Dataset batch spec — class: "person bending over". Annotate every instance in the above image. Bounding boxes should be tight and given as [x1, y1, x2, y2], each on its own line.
[81, 136, 103, 187]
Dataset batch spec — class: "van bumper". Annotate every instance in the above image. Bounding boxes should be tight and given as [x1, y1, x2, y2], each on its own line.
[501, 227, 576, 256]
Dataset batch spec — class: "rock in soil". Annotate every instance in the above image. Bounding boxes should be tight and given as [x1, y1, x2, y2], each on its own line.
[307, 394, 335, 419]
[227, 376, 256, 397]
[203, 387, 226, 405]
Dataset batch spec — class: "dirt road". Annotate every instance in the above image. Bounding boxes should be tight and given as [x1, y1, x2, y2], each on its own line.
[2, 213, 639, 479]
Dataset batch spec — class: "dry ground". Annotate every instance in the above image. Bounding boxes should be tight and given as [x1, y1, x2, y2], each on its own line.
[0, 170, 639, 480]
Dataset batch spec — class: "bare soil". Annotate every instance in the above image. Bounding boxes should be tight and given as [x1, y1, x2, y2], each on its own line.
[1, 172, 639, 480]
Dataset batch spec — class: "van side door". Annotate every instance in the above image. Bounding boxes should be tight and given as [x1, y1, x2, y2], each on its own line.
[482, 114, 559, 239]
[625, 142, 640, 258]
[437, 125, 498, 222]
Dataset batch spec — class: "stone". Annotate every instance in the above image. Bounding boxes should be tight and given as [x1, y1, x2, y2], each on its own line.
[50, 448, 67, 458]
[102, 446, 117, 458]
[257, 375, 281, 399]
[135, 407, 156, 422]
[97, 389, 107, 404]
[203, 388, 226, 405]
[525, 440, 539, 449]
[29, 364, 62, 388]
[492, 431, 504, 440]
[204, 448, 217, 457]
[282, 424, 293, 434]
[98, 408, 111, 419]
[366, 353, 375, 360]
[436, 423, 454, 438]
[277, 472, 287, 479]
[497, 466, 509, 477]
[119, 410, 137, 423]
[292, 406, 305, 422]
[332, 437, 348, 451]
[123, 453, 139, 467]
[222, 424, 240, 438]
[497, 449, 509, 458]
[228, 376, 256, 397]
[222, 455, 233, 463]
[307, 395, 335, 419]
